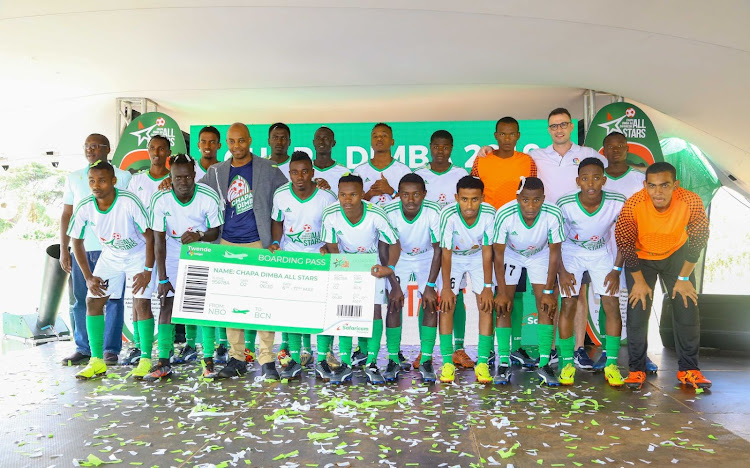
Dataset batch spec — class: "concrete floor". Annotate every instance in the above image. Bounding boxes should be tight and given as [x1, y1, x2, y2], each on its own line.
[2, 340, 749, 468]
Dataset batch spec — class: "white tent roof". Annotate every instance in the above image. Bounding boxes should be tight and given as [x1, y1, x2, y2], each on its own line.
[1, 1, 748, 193]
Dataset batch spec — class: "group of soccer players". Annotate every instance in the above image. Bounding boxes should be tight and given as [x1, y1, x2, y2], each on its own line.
[62, 107, 712, 391]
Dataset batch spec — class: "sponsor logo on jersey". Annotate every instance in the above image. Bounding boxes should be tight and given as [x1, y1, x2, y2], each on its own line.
[164, 211, 171, 216]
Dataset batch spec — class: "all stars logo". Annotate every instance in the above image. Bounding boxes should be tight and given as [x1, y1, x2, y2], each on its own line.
[112, 112, 187, 172]
[585, 102, 663, 167]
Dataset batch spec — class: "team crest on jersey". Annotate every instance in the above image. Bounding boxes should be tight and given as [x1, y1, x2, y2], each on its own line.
[357, 246, 367, 253]
[438, 194, 447, 203]
[573, 158, 580, 165]
[227, 175, 254, 214]
[103, 232, 137, 250]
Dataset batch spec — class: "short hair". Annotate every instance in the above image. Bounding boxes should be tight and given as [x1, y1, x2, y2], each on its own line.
[316, 126, 335, 138]
[198, 126, 221, 140]
[169, 153, 195, 169]
[646, 161, 677, 181]
[372, 122, 393, 134]
[495, 116, 519, 131]
[269, 122, 290, 136]
[398, 173, 426, 192]
[517, 176, 544, 192]
[338, 173, 364, 188]
[578, 157, 605, 174]
[603, 131, 627, 146]
[290, 150, 312, 165]
[149, 134, 171, 149]
[456, 175, 484, 192]
[88, 159, 115, 177]
[548, 107, 572, 121]
[87, 133, 110, 147]
[430, 130, 453, 144]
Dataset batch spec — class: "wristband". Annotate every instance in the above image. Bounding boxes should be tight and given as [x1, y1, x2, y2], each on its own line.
[158, 278, 170, 284]
[426, 282, 436, 288]
[483, 283, 493, 289]
[392, 191, 397, 197]
[272, 240, 280, 245]
[542, 289, 554, 295]
[612, 266, 623, 272]
[144, 266, 153, 272]
[677, 276, 690, 281]
[388, 265, 396, 271]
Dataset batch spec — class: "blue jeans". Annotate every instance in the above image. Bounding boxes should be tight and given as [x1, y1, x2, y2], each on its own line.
[70, 250, 125, 356]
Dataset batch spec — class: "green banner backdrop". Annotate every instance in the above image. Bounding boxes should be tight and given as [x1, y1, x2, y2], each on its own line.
[113, 112, 188, 172]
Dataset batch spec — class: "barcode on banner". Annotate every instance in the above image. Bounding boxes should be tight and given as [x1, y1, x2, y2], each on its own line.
[181, 264, 209, 313]
[336, 305, 362, 318]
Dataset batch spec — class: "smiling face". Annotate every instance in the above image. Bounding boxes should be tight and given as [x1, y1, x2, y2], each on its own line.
[83, 134, 110, 165]
[197, 131, 221, 161]
[548, 113, 573, 146]
[147, 137, 171, 167]
[576, 163, 606, 198]
[226, 124, 252, 161]
[313, 127, 335, 156]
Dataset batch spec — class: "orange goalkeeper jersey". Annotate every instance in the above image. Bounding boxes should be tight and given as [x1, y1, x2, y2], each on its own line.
[471, 151, 537, 209]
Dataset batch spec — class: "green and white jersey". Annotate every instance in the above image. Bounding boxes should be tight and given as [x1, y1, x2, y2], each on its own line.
[194, 159, 215, 181]
[384, 199, 441, 260]
[604, 167, 645, 199]
[128, 171, 170, 213]
[67, 189, 150, 260]
[439, 202, 496, 257]
[273, 158, 291, 180]
[150, 184, 224, 259]
[413, 164, 468, 209]
[493, 200, 564, 258]
[321, 201, 398, 254]
[354, 159, 412, 207]
[314, 162, 349, 192]
[556, 190, 626, 254]
[272, 183, 337, 253]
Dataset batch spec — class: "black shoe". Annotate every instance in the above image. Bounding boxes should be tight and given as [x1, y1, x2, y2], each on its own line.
[261, 362, 280, 381]
[488, 351, 496, 370]
[120, 347, 140, 366]
[280, 359, 302, 380]
[383, 359, 401, 382]
[217, 357, 248, 379]
[315, 361, 334, 380]
[330, 363, 353, 384]
[103, 352, 119, 366]
[214, 345, 229, 364]
[418, 360, 437, 382]
[62, 351, 90, 366]
[397, 351, 411, 371]
[364, 363, 386, 384]
[351, 347, 367, 367]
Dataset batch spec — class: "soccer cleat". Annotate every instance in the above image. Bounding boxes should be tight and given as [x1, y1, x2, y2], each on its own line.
[131, 358, 152, 380]
[214, 345, 229, 365]
[592, 352, 607, 372]
[217, 357, 248, 379]
[351, 347, 368, 367]
[677, 370, 712, 389]
[315, 361, 334, 381]
[120, 347, 140, 366]
[260, 362, 280, 381]
[143, 362, 173, 382]
[280, 359, 302, 380]
[475, 362, 493, 384]
[536, 364, 560, 386]
[534, 349, 559, 367]
[365, 363, 386, 384]
[63, 351, 90, 366]
[75, 357, 107, 380]
[453, 349, 476, 368]
[173, 345, 198, 364]
[487, 351, 496, 369]
[574, 347, 594, 370]
[326, 351, 341, 370]
[244, 348, 256, 363]
[330, 363, 353, 384]
[412, 352, 422, 370]
[510, 348, 535, 368]
[201, 359, 218, 379]
[383, 360, 401, 382]
[624, 371, 646, 390]
[397, 351, 411, 371]
[299, 349, 313, 367]
[440, 362, 456, 383]
[646, 356, 659, 374]
[103, 352, 119, 366]
[418, 360, 436, 382]
[559, 363, 576, 386]
[493, 365, 512, 385]
[604, 364, 625, 387]
[277, 348, 290, 367]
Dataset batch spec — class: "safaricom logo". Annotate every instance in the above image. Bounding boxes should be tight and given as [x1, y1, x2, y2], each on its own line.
[339, 324, 369, 332]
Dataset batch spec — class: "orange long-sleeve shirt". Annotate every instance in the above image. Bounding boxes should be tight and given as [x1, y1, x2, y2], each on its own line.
[615, 187, 709, 270]
[470, 151, 537, 209]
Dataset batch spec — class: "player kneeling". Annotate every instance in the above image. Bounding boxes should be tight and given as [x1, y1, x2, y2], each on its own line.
[493, 177, 562, 386]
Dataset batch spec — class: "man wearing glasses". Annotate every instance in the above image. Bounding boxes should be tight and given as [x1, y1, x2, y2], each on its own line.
[59, 134, 132, 367]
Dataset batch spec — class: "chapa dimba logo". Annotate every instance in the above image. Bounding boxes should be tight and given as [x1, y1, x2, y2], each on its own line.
[112, 112, 188, 172]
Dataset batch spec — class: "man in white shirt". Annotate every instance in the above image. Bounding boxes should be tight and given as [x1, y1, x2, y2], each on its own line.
[194, 126, 223, 180]
[355, 123, 412, 207]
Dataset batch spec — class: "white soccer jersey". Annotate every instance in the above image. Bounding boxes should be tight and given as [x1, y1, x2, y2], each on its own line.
[150, 184, 224, 259]
[530, 144, 608, 204]
[272, 184, 337, 253]
[383, 199, 441, 260]
[321, 201, 398, 254]
[604, 167, 645, 199]
[439, 202, 496, 257]
[556, 191, 626, 255]
[128, 171, 170, 213]
[67, 189, 150, 260]
[492, 201, 564, 257]
[274, 158, 291, 180]
[354, 159, 412, 207]
[314, 162, 349, 191]
[194, 159, 217, 181]
[414, 164, 468, 209]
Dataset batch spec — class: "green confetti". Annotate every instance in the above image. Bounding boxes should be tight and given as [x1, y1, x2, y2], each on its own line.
[272, 450, 299, 460]
[498, 442, 520, 459]
[708, 435, 717, 440]
[307, 432, 338, 441]
[591, 419, 600, 426]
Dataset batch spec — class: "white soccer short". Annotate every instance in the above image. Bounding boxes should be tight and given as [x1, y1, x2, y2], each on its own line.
[163, 257, 180, 298]
[559, 249, 616, 298]
[389, 256, 441, 297]
[88, 251, 154, 300]
[375, 277, 387, 305]
[503, 249, 550, 286]
[448, 255, 492, 295]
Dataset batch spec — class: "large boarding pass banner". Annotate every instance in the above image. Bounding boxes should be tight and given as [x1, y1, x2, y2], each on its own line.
[171, 244, 377, 337]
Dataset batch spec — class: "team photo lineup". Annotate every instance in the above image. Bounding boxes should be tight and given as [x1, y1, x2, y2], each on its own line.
[60, 107, 712, 393]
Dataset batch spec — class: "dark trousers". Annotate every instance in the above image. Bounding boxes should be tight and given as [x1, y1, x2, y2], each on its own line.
[626, 245, 701, 372]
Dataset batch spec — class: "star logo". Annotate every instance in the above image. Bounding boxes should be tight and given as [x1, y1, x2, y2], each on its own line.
[597, 115, 626, 135]
[130, 123, 158, 146]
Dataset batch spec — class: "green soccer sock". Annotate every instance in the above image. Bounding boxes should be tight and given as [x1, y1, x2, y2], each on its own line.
[216, 327, 228, 347]
[317, 335, 332, 362]
[439, 333, 454, 365]
[132, 318, 141, 349]
[171, 323, 176, 346]
[367, 319, 383, 365]
[244, 329, 257, 350]
[339, 336, 353, 365]
[537, 324, 554, 367]
[137, 318, 155, 359]
[605, 335, 621, 366]
[185, 325, 197, 348]
[201, 326, 215, 357]
[454, 290, 466, 349]
[495, 327, 511, 366]
[386, 326, 401, 363]
[477, 334, 493, 365]
[158, 324, 175, 360]
[558, 335, 575, 368]
[86, 315, 105, 359]
[356, 337, 369, 354]
[280, 332, 289, 352]
[421, 326, 437, 364]
[288, 333, 302, 362]
[417, 305, 424, 342]
[511, 293, 524, 351]
[303, 334, 312, 351]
